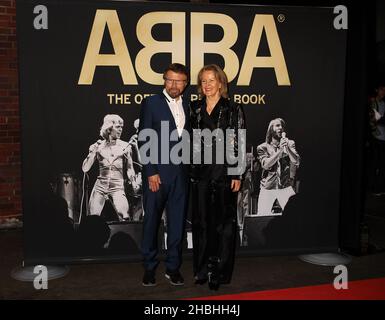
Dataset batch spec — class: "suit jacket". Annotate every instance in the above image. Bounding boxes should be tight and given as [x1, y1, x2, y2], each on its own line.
[138, 93, 190, 184]
[190, 97, 246, 180]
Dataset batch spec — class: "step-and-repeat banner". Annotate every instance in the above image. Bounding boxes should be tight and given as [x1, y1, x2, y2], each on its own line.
[17, 0, 346, 264]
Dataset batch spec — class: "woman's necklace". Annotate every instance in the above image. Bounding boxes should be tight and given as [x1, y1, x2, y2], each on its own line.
[206, 99, 219, 115]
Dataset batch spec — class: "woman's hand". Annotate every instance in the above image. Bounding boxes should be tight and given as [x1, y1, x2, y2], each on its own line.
[89, 140, 103, 153]
[231, 179, 241, 192]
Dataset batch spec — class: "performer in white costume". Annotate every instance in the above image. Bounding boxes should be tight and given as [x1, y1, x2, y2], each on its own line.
[82, 114, 137, 221]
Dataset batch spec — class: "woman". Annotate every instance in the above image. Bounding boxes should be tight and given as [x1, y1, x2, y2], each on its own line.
[190, 64, 246, 290]
[82, 114, 137, 221]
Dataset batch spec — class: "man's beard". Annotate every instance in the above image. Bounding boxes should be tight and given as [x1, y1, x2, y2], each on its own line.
[167, 88, 182, 98]
[273, 131, 281, 140]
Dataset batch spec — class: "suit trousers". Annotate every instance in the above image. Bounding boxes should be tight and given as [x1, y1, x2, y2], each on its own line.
[141, 171, 188, 271]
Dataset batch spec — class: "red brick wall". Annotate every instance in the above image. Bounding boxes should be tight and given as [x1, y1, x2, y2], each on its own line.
[0, 0, 21, 223]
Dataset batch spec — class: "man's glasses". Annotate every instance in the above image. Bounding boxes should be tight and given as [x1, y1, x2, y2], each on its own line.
[164, 78, 187, 85]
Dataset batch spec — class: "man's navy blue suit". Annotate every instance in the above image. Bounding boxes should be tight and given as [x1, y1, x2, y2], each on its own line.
[138, 93, 190, 272]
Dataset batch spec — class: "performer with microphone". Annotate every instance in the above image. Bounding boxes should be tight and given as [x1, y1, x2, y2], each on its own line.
[82, 114, 136, 221]
[256, 118, 300, 216]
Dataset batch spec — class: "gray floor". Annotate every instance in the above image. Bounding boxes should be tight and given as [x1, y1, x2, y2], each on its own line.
[1, 192, 385, 300]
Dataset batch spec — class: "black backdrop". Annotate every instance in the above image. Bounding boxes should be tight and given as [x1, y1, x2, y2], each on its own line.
[17, 0, 348, 264]
[210, 0, 376, 257]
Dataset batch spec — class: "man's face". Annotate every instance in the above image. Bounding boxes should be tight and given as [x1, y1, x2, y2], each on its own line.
[164, 70, 188, 99]
[110, 122, 123, 140]
[272, 120, 283, 139]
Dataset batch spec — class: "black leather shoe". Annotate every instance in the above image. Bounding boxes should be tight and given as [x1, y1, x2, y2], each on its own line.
[165, 270, 184, 286]
[142, 269, 156, 287]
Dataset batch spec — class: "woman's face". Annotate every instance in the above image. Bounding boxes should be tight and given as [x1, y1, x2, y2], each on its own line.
[201, 70, 221, 99]
[110, 122, 123, 140]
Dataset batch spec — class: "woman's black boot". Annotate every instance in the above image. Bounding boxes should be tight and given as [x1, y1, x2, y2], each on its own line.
[207, 256, 220, 290]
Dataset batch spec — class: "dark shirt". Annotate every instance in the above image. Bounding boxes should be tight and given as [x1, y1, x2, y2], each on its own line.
[200, 104, 227, 180]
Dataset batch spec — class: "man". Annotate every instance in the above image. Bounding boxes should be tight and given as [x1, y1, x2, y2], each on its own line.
[256, 118, 300, 216]
[138, 63, 190, 286]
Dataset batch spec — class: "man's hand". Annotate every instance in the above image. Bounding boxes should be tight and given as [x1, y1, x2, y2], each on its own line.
[148, 174, 161, 192]
[279, 137, 288, 150]
[89, 140, 103, 153]
[231, 179, 241, 192]
[89, 143, 99, 153]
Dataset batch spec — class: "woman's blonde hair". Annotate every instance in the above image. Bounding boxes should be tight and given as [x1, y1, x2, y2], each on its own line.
[100, 114, 123, 139]
[196, 64, 228, 98]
